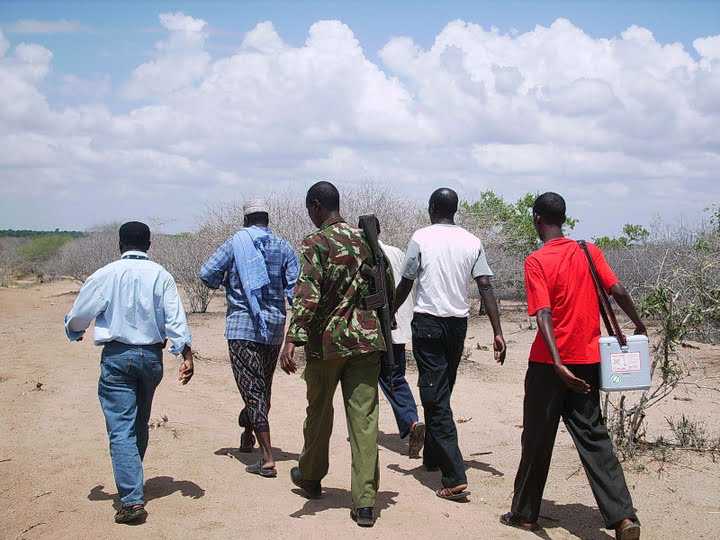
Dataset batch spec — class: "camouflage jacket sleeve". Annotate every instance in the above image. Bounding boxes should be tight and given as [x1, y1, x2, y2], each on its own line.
[286, 235, 324, 345]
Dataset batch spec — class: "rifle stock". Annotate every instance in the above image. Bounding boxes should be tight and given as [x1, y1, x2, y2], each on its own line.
[358, 214, 396, 395]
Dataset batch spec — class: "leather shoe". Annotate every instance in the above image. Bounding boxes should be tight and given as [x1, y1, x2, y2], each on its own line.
[290, 466, 321, 499]
[351, 507, 375, 527]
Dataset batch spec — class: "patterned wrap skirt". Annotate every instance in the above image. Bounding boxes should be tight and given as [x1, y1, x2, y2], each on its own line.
[228, 339, 281, 433]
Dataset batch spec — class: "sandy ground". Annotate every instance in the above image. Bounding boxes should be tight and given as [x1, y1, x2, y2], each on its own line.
[1, 280, 719, 540]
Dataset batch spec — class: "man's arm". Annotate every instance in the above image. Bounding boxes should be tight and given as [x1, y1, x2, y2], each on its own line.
[536, 308, 590, 393]
[64, 273, 108, 341]
[590, 243, 646, 335]
[394, 237, 420, 315]
[471, 241, 506, 364]
[199, 238, 233, 289]
[394, 277, 414, 315]
[280, 239, 323, 374]
[474, 276, 506, 364]
[610, 283, 647, 335]
[162, 274, 194, 384]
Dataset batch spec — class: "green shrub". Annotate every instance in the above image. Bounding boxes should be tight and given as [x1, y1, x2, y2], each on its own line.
[17, 234, 75, 272]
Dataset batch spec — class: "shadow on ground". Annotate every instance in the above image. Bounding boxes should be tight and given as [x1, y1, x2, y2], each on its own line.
[289, 487, 399, 519]
[386, 451, 504, 492]
[214, 446, 300, 466]
[88, 476, 205, 510]
[378, 430, 408, 456]
[534, 500, 614, 540]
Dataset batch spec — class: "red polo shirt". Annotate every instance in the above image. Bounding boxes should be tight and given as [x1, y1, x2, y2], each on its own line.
[525, 237, 619, 364]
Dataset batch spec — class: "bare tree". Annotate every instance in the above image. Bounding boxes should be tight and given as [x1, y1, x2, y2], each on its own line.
[152, 233, 217, 313]
[48, 225, 119, 281]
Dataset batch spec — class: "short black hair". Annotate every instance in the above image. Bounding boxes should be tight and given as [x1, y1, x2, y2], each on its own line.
[119, 221, 151, 250]
[306, 181, 340, 211]
[245, 211, 269, 227]
[533, 192, 566, 227]
[429, 187, 459, 217]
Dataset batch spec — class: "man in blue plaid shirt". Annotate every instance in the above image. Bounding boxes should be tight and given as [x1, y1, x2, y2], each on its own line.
[200, 199, 299, 478]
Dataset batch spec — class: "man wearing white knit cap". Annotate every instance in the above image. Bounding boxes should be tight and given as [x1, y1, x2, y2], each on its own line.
[200, 198, 299, 477]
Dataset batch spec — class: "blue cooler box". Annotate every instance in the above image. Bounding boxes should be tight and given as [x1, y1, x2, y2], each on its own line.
[599, 335, 651, 392]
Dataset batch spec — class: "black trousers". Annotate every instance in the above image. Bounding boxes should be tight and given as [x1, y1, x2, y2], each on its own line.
[411, 313, 468, 488]
[511, 363, 637, 528]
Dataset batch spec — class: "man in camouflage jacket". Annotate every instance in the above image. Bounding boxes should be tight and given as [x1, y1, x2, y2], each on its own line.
[280, 181, 393, 528]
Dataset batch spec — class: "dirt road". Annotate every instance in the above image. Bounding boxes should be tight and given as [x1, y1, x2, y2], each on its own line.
[1, 281, 718, 539]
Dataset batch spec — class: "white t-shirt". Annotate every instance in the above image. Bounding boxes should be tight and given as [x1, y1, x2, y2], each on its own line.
[379, 240, 413, 345]
[401, 224, 493, 318]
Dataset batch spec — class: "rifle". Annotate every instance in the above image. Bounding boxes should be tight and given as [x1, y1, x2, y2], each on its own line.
[358, 214, 395, 395]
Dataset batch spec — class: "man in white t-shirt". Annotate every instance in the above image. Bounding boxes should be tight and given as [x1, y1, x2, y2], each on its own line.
[395, 187, 506, 502]
[369, 219, 425, 459]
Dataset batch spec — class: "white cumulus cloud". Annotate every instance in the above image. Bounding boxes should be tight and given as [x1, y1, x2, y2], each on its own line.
[0, 17, 719, 236]
[122, 12, 210, 100]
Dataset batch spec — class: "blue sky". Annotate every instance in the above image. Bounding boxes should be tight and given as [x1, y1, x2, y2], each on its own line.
[0, 1, 719, 235]
[3, 1, 719, 78]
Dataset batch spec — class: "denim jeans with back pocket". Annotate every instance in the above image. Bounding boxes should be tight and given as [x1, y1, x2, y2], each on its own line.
[98, 342, 164, 507]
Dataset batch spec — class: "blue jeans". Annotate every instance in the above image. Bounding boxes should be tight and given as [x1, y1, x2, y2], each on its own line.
[98, 342, 163, 507]
[378, 344, 419, 438]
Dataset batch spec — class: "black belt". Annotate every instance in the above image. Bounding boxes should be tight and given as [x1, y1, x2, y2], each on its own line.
[104, 340, 163, 349]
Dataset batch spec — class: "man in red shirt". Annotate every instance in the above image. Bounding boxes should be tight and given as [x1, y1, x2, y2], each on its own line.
[501, 193, 645, 540]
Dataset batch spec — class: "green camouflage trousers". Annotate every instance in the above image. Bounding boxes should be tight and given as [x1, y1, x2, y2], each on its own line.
[299, 351, 380, 508]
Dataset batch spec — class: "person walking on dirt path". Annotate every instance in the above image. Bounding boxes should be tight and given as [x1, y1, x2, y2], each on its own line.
[394, 187, 506, 502]
[500, 192, 644, 540]
[279, 181, 394, 528]
[64, 221, 195, 525]
[366, 217, 425, 458]
[200, 199, 299, 479]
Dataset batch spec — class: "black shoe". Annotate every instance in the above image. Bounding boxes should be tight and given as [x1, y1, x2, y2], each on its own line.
[351, 507, 375, 527]
[114, 505, 147, 524]
[290, 466, 321, 499]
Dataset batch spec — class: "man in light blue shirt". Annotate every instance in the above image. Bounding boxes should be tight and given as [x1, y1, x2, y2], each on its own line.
[200, 199, 298, 478]
[65, 221, 194, 525]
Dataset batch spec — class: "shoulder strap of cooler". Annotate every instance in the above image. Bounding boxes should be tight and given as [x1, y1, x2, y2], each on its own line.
[577, 240, 627, 348]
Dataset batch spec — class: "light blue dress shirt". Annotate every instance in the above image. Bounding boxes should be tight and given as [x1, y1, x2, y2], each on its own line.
[64, 251, 192, 354]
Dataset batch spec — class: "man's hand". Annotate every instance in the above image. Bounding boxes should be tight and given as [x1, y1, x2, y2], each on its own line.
[178, 347, 194, 385]
[554, 364, 590, 393]
[634, 322, 648, 336]
[493, 334, 506, 365]
[280, 342, 297, 374]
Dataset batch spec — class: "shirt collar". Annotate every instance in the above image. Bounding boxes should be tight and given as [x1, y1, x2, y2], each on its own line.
[121, 250, 149, 260]
[543, 236, 569, 246]
[320, 215, 345, 230]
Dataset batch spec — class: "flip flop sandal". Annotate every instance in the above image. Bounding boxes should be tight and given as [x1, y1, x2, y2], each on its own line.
[499, 512, 539, 531]
[239, 431, 256, 453]
[616, 521, 641, 540]
[246, 460, 277, 478]
[436, 487, 470, 501]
